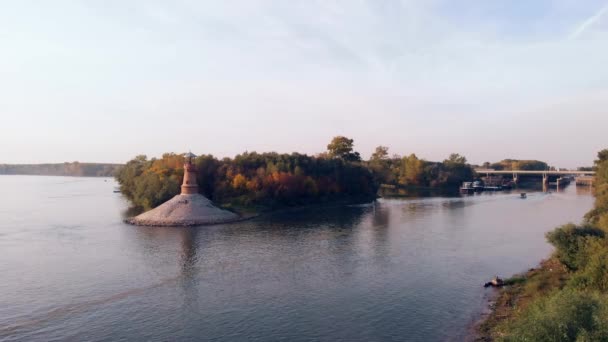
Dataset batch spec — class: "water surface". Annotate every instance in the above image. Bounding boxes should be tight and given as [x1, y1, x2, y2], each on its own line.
[0, 176, 594, 341]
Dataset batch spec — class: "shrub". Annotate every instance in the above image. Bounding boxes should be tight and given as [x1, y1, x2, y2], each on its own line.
[546, 224, 604, 271]
[500, 290, 608, 341]
[569, 240, 608, 292]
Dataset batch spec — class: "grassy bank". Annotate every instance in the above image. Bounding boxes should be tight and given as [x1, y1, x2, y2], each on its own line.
[476, 149, 608, 341]
[476, 258, 569, 341]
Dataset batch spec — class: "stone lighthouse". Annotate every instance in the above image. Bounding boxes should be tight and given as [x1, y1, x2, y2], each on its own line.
[181, 152, 198, 195]
[127, 151, 239, 227]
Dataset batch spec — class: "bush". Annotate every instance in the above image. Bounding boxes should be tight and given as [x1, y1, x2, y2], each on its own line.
[546, 224, 604, 271]
[500, 290, 608, 341]
[569, 240, 608, 292]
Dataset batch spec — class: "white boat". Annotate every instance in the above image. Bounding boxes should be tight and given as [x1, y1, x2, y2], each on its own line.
[472, 181, 484, 191]
[460, 182, 475, 194]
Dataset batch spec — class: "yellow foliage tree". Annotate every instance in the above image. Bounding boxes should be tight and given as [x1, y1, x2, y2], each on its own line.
[232, 174, 247, 190]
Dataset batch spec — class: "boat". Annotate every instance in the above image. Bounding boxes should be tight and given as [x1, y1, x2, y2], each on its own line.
[460, 182, 475, 194]
[472, 181, 484, 191]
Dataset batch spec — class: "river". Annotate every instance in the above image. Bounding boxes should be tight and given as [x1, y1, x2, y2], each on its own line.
[0, 176, 594, 341]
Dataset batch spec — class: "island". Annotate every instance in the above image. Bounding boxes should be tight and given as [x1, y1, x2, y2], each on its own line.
[127, 153, 240, 226]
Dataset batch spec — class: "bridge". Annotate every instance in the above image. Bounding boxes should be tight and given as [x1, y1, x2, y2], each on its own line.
[475, 170, 595, 176]
[474, 169, 596, 187]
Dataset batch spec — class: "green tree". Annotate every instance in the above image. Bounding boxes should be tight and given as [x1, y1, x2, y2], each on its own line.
[327, 136, 361, 162]
[440, 153, 474, 186]
[398, 154, 425, 186]
[596, 149, 608, 166]
[368, 145, 393, 184]
[444, 153, 467, 166]
[370, 146, 389, 162]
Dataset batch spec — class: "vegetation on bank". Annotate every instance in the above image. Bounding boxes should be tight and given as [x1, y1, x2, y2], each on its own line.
[0, 162, 122, 177]
[478, 149, 608, 341]
[116, 136, 475, 211]
[367, 145, 474, 188]
[479, 159, 549, 171]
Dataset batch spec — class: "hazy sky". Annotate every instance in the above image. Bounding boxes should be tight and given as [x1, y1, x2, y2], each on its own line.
[2, 1, 607, 167]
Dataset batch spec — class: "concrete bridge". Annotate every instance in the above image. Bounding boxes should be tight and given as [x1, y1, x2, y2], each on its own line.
[475, 169, 596, 187]
[475, 170, 595, 176]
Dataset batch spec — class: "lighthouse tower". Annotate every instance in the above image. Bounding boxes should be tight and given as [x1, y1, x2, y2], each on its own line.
[181, 152, 198, 195]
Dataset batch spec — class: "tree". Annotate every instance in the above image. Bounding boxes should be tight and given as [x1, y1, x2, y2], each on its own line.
[444, 153, 467, 165]
[399, 154, 425, 186]
[370, 146, 389, 162]
[368, 146, 393, 185]
[327, 136, 361, 162]
[441, 153, 474, 186]
[596, 149, 608, 166]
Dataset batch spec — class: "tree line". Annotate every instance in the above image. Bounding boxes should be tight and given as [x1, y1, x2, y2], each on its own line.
[116, 136, 477, 211]
[480, 159, 548, 171]
[366, 145, 474, 188]
[0, 162, 121, 177]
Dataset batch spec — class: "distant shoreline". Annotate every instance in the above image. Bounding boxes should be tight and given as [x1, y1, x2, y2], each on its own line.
[0, 174, 116, 178]
[0, 163, 123, 177]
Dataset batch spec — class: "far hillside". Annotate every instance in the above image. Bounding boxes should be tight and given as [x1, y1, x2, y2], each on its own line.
[0, 162, 123, 177]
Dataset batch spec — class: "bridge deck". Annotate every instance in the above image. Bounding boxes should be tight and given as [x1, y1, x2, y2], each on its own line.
[475, 170, 595, 176]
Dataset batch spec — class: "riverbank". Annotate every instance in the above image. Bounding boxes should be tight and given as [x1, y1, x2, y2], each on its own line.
[473, 151, 608, 341]
[475, 257, 568, 341]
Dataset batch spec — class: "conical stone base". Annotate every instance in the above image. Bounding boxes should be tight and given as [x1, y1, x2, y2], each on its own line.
[127, 194, 240, 226]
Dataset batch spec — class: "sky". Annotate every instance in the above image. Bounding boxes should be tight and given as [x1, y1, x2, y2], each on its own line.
[1, 0, 607, 168]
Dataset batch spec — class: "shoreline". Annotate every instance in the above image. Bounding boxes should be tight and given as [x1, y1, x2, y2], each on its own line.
[465, 288, 501, 342]
[124, 196, 378, 227]
[124, 212, 259, 227]
[472, 257, 568, 341]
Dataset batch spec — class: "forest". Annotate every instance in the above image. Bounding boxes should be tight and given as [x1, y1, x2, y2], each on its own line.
[116, 136, 476, 211]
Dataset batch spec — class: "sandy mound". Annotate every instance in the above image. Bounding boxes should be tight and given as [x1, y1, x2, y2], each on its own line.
[127, 194, 240, 226]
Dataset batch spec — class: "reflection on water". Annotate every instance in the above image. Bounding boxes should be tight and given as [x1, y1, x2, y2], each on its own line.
[380, 186, 459, 198]
[0, 176, 595, 342]
[576, 186, 593, 196]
